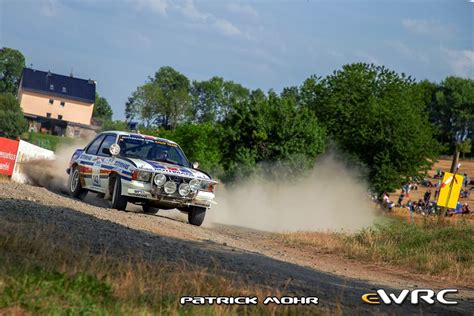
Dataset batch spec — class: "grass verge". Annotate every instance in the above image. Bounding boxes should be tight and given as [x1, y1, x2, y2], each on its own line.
[0, 221, 326, 315]
[278, 219, 473, 285]
[21, 132, 75, 151]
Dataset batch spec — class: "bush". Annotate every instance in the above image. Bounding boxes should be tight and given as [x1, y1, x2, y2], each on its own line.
[0, 93, 28, 139]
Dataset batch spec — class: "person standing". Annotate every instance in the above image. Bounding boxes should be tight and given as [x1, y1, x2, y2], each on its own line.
[397, 190, 405, 206]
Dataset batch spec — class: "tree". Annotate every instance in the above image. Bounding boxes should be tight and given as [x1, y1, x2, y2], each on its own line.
[221, 89, 325, 181]
[0, 93, 28, 138]
[301, 63, 439, 193]
[190, 77, 249, 123]
[151, 123, 225, 177]
[456, 139, 472, 159]
[101, 120, 128, 132]
[0, 47, 25, 94]
[93, 93, 113, 124]
[125, 66, 191, 130]
[431, 77, 474, 153]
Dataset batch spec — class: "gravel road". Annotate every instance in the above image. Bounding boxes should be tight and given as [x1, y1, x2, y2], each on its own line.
[0, 181, 472, 315]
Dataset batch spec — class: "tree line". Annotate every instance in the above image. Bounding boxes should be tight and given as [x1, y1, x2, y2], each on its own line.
[1, 46, 473, 193]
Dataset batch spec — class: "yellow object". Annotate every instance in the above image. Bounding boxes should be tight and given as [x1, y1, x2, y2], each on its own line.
[437, 172, 464, 209]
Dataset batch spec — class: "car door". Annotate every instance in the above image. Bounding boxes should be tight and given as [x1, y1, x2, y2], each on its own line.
[96, 134, 118, 189]
[80, 134, 105, 190]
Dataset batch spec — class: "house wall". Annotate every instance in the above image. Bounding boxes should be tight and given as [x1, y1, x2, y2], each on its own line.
[19, 90, 94, 125]
[65, 125, 98, 139]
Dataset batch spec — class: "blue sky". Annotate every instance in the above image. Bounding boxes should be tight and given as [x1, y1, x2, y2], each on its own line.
[1, 0, 473, 119]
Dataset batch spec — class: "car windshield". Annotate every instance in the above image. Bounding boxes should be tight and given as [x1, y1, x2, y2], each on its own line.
[117, 135, 190, 167]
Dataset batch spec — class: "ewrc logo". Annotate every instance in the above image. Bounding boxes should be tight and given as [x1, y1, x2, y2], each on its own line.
[362, 289, 458, 305]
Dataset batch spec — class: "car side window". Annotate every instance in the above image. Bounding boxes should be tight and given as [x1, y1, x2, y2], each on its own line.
[97, 135, 117, 157]
[86, 135, 106, 155]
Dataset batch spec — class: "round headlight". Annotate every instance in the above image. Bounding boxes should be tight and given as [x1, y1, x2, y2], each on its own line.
[154, 173, 166, 186]
[189, 179, 201, 191]
[164, 181, 177, 194]
[179, 183, 191, 196]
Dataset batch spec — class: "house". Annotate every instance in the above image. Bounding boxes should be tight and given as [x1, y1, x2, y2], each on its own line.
[18, 68, 100, 138]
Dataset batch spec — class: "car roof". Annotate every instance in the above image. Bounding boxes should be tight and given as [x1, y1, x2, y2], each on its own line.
[101, 130, 178, 145]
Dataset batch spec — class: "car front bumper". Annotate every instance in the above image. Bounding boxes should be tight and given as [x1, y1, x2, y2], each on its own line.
[122, 179, 215, 208]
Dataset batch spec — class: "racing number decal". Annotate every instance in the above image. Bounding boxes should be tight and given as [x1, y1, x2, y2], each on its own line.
[92, 158, 102, 187]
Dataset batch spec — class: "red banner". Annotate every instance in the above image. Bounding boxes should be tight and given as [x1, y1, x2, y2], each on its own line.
[0, 137, 20, 176]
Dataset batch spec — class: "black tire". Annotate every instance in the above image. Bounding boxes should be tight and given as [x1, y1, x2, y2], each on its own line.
[111, 176, 128, 210]
[68, 165, 88, 199]
[142, 204, 159, 214]
[188, 206, 206, 226]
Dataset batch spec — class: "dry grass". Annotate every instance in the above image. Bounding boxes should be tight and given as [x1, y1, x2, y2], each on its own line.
[278, 219, 473, 286]
[0, 221, 328, 315]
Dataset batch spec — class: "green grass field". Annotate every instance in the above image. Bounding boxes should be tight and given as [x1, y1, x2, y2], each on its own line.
[21, 132, 75, 151]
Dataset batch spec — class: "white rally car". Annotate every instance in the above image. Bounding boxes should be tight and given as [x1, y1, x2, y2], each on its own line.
[67, 131, 217, 226]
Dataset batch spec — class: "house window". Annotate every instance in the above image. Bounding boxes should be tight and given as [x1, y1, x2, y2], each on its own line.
[49, 84, 54, 91]
[46, 113, 51, 118]
[58, 115, 63, 120]
[60, 101, 65, 107]
[49, 99, 54, 105]
[62, 87, 67, 93]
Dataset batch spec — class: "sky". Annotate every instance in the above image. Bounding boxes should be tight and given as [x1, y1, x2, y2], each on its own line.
[1, 0, 473, 119]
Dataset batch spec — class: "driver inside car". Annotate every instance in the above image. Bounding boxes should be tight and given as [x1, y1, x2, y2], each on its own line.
[147, 145, 168, 161]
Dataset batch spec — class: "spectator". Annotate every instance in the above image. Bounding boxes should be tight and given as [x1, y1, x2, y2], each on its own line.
[397, 190, 405, 206]
[460, 189, 470, 198]
[408, 200, 415, 224]
[462, 203, 471, 214]
[423, 190, 431, 205]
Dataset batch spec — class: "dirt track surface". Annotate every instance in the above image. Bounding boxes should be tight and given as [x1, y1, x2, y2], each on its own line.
[0, 181, 473, 315]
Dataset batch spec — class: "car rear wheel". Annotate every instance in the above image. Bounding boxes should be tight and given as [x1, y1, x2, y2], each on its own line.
[111, 176, 128, 210]
[188, 206, 206, 226]
[68, 166, 87, 199]
[142, 204, 159, 214]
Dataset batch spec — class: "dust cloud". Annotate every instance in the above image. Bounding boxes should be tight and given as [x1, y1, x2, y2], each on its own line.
[209, 154, 378, 232]
[21, 140, 89, 193]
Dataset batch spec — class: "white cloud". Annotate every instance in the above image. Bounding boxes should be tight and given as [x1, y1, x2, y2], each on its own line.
[442, 48, 474, 77]
[213, 18, 242, 36]
[133, 0, 169, 16]
[402, 18, 453, 37]
[179, 0, 209, 21]
[133, 0, 244, 38]
[227, 3, 258, 17]
[386, 40, 430, 64]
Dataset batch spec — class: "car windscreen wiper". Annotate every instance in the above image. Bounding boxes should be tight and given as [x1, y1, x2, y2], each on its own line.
[155, 158, 181, 166]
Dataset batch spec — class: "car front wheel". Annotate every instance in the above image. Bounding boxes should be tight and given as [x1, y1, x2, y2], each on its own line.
[142, 204, 159, 214]
[111, 176, 128, 210]
[188, 206, 206, 226]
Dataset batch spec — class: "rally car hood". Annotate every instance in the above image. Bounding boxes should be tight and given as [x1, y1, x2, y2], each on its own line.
[126, 158, 211, 180]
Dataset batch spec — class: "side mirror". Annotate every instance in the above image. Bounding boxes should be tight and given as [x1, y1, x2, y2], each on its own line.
[192, 161, 199, 169]
[109, 143, 121, 156]
[102, 147, 111, 155]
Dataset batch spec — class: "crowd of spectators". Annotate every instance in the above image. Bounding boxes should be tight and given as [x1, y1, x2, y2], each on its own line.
[376, 169, 472, 217]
